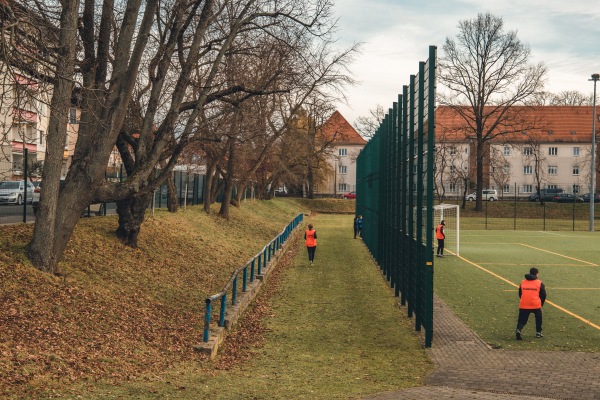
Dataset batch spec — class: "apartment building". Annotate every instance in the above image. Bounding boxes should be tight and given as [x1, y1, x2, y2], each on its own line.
[435, 106, 597, 198]
[319, 111, 367, 197]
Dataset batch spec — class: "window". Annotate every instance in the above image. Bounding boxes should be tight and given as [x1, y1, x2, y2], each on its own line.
[503, 146, 510, 156]
[573, 166, 579, 176]
[548, 165, 557, 175]
[503, 165, 510, 174]
[573, 147, 580, 156]
[449, 146, 457, 155]
[573, 184, 580, 194]
[523, 165, 533, 175]
[39, 130, 44, 145]
[339, 165, 347, 174]
[449, 165, 455, 173]
[549, 147, 558, 156]
[523, 184, 533, 193]
[548, 184, 558, 189]
[523, 147, 533, 156]
[69, 108, 78, 124]
[338, 148, 347, 156]
[503, 184, 510, 193]
[338, 183, 347, 191]
[449, 183, 457, 192]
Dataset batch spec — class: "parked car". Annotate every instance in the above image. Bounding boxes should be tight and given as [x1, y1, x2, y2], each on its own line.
[341, 191, 356, 199]
[552, 193, 583, 203]
[0, 180, 37, 205]
[528, 188, 564, 202]
[581, 193, 600, 203]
[466, 189, 497, 201]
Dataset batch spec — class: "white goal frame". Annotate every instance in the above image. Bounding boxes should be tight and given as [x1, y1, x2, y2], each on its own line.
[433, 204, 460, 256]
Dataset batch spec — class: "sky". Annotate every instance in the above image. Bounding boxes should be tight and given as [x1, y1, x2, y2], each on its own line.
[332, 0, 600, 126]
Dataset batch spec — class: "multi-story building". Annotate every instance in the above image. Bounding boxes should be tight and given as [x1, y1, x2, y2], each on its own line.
[435, 106, 597, 199]
[319, 111, 367, 197]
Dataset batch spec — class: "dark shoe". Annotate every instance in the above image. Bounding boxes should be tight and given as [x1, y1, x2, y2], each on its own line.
[516, 329, 522, 340]
[536, 332, 543, 338]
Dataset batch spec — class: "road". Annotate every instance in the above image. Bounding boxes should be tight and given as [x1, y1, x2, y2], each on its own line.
[0, 203, 118, 225]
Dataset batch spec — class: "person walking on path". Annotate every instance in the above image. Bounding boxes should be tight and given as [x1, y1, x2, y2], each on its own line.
[516, 267, 547, 340]
[305, 224, 317, 265]
[435, 220, 445, 257]
[354, 215, 363, 239]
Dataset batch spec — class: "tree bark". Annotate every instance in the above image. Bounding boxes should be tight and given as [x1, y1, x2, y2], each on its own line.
[219, 137, 236, 218]
[115, 193, 152, 248]
[166, 173, 178, 212]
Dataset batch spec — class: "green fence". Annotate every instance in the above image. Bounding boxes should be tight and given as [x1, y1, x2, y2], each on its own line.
[356, 46, 437, 347]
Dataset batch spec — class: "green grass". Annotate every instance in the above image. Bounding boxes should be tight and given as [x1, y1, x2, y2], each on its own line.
[436, 229, 600, 351]
[73, 214, 431, 399]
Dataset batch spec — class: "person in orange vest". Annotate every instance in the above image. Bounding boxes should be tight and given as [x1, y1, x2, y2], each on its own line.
[516, 267, 547, 340]
[304, 224, 317, 265]
[435, 220, 445, 258]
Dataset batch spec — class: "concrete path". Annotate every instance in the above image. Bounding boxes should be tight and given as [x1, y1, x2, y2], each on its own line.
[364, 295, 600, 400]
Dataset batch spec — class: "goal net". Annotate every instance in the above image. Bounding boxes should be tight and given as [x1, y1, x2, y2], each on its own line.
[433, 204, 460, 256]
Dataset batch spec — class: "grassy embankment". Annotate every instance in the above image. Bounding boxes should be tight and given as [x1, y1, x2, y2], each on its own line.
[0, 198, 430, 399]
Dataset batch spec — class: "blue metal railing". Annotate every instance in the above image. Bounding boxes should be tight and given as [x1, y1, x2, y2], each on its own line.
[203, 213, 303, 342]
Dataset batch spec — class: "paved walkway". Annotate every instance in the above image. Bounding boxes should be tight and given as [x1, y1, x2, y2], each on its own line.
[364, 294, 600, 400]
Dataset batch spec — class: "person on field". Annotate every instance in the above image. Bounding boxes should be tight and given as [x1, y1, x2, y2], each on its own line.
[516, 267, 546, 340]
[354, 215, 363, 239]
[305, 224, 317, 265]
[435, 220, 445, 257]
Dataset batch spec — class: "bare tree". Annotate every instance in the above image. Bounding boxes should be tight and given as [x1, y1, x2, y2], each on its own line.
[354, 104, 384, 139]
[439, 13, 547, 211]
[3, 0, 346, 274]
[549, 90, 593, 106]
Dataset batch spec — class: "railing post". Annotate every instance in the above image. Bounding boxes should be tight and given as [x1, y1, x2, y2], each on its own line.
[232, 276, 238, 305]
[262, 247, 267, 271]
[203, 299, 212, 342]
[251, 258, 256, 281]
[219, 294, 227, 327]
[257, 254, 262, 276]
[243, 266, 248, 292]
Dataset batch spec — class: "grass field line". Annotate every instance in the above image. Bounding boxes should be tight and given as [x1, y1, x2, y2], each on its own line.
[479, 263, 585, 267]
[454, 252, 600, 332]
[519, 243, 598, 266]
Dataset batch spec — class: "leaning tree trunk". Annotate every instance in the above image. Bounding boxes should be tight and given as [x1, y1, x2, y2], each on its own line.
[115, 193, 152, 248]
[166, 173, 179, 212]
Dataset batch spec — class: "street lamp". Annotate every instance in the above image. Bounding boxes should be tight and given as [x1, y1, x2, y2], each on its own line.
[590, 73, 599, 232]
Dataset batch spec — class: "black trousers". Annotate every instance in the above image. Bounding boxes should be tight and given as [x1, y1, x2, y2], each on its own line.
[307, 246, 316, 262]
[437, 239, 445, 255]
[517, 308, 543, 332]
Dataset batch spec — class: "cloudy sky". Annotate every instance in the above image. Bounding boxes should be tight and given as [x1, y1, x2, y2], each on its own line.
[332, 0, 600, 125]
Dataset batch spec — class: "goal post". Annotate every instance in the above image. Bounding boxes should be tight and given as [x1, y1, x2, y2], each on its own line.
[433, 204, 460, 256]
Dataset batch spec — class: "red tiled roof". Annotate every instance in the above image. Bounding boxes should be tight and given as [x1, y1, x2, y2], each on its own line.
[321, 111, 367, 145]
[436, 106, 596, 143]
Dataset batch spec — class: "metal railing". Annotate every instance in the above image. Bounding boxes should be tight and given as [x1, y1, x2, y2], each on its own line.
[202, 213, 303, 342]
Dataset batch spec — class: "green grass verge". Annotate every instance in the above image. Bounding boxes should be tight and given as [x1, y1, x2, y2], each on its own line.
[74, 214, 431, 399]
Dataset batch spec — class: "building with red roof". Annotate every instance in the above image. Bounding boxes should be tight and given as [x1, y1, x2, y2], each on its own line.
[435, 105, 598, 199]
[319, 111, 367, 196]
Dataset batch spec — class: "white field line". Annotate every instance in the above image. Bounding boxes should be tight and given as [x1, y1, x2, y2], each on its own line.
[519, 243, 598, 266]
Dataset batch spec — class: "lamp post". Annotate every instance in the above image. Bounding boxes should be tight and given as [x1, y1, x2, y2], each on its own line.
[590, 73, 599, 232]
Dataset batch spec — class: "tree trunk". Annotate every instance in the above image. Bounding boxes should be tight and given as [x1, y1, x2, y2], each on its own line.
[219, 137, 236, 218]
[475, 140, 484, 212]
[166, 173, 178, 212]
[27, 1, 80, 274]
[115, 193, 152, 248]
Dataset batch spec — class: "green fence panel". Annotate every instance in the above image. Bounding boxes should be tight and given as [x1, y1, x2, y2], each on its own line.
[356, 46, 436, 347]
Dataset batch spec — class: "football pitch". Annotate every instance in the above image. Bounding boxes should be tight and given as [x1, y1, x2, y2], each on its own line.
[434, 229, 600, 351]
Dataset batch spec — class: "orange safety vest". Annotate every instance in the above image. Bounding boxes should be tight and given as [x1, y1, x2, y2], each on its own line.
[436, 224, 445, 240]
[305, 229, 317, 247]
[519, 279, 542, 309]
